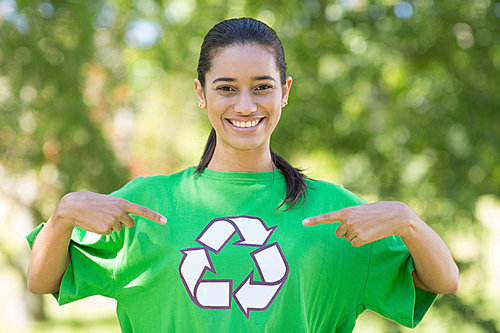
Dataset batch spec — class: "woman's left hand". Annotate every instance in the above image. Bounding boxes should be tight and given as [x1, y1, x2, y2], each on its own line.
[302, 201, 411, 247]
[303, 201, 460, 294]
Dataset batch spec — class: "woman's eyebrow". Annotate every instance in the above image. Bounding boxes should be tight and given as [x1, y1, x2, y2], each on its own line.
[211, 76, 276, 84]
[212, 77, 235, 84]
[252, 75, 276, 81]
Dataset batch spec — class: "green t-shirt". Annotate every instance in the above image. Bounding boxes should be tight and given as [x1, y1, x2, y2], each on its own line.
[27, 167, 436, 332]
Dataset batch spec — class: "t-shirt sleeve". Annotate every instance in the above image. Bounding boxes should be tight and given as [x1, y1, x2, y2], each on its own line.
[362, 235, 437, 328]
[25, 177, 144, 306]
[26, 223, 120, 305]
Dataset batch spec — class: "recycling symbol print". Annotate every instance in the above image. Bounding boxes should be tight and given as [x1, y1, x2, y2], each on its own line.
[179, 216, 289, 319]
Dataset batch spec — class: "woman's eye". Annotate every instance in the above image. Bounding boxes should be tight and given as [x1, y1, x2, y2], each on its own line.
[256, 84, 272, 91]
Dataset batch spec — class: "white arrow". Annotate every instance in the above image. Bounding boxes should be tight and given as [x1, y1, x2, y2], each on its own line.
[197, 219, 236, 253]
[252, 243, 288, 283]
[233, 273, 282, 319]
[196, 280, 232, 308]
[231, 216, 276, 246]
[179, 248, 214, 297]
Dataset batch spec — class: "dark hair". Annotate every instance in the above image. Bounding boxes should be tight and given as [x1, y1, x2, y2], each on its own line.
[195, 18, 307, 210]
[197, 17, 287, 88]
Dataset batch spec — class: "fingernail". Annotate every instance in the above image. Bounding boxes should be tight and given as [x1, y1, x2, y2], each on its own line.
[302, 219, 310, 225]
[160, 217, 167, 224]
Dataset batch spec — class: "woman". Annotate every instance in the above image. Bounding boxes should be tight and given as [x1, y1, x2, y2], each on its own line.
[27, 18, 458, 332]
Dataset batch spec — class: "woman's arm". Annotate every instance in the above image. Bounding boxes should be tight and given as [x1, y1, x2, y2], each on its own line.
[27, 192, 167, 294]
[394, 203, 459, 294]
[27, 212, 73, 294]
[302, 201, 459, 294]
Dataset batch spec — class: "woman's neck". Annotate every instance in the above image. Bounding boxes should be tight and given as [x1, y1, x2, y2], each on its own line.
[207, 142, 276, 173]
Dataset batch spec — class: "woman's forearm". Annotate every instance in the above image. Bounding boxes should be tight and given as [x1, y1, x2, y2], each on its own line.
[399, 205, 459, 294]
[27, 213, 74, 294]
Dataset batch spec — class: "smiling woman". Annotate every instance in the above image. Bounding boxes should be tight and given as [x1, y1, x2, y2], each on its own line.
[27, 17, 458, 333]
[193, 18, 305, 210]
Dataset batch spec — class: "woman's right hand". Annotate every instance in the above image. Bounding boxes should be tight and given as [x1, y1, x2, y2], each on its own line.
[54, 191, 167, 235]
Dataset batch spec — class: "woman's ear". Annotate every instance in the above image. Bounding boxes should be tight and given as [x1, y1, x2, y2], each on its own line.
[281, 76, 292, 108]
[194, 78, 207, 109]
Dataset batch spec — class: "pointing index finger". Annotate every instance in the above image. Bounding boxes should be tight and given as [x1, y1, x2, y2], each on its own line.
[123, 200, 167, 225]
[303, 209, 346, 226]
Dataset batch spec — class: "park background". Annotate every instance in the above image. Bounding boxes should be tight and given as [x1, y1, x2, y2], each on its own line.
[1, 0, 500, 332]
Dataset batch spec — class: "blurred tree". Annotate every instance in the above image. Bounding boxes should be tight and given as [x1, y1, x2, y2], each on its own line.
[0, 0, 129, 321]
[1, 0, 499, 331]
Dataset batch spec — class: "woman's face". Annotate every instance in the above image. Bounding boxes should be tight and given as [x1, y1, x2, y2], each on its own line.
[194, 44, 292, 154]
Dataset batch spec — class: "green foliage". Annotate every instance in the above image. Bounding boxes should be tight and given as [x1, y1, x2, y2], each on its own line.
[0, 0, 129, 198]
[1, 0, 499, 331]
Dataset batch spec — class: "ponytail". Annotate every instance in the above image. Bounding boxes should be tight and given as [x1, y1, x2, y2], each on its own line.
[195, 129, 307, 210]
[195, 128, 217, 174]
[270, 148, 307, 210]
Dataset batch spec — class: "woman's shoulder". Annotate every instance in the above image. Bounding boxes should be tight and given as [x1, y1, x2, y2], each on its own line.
[305, 178, 347, 194]
[305, 178, 367, 206]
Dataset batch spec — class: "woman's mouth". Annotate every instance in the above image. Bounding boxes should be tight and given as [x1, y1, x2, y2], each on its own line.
[227, 118, 264, 129]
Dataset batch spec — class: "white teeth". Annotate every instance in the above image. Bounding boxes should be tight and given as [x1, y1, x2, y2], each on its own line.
[231, 119, 261, 128]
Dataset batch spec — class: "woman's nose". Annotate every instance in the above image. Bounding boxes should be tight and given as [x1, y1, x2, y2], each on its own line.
[234, 92, 257, 114]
